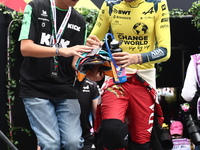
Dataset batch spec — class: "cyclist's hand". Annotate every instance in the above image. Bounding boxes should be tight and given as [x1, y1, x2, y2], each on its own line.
[86, 35, 102, 47]
[112, 52, 141, 68]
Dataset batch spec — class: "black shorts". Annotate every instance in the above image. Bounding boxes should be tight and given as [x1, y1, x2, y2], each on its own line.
[82, 135, 95, 150]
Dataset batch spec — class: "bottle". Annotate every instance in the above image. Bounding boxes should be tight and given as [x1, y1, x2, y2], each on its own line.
[110, 39, 127, 83]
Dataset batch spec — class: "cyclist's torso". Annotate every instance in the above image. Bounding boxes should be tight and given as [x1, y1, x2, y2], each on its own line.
[91, 0, 170, 70]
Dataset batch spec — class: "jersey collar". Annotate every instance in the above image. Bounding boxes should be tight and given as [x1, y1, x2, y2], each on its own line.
[123, 0, 145, 8]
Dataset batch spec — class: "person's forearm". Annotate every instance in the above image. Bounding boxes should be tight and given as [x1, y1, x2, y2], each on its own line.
[181, 60, 197, 101]
[92, 98, 98, 117]
[20, 39, 57, 58]
[140, 47, 169, 64]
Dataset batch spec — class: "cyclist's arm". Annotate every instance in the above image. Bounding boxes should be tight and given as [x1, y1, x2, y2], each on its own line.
[90, 2, 110, 41]
[141, 0, 171, 64]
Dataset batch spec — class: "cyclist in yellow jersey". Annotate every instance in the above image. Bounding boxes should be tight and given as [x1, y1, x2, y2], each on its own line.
[86, 0, 171, 149]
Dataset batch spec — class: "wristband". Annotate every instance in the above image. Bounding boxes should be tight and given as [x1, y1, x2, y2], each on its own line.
[137, 54, 141, 64]
[56, 47, 61, 56]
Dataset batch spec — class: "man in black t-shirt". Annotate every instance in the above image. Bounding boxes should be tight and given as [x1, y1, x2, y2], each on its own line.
[18, 0, 95, 149]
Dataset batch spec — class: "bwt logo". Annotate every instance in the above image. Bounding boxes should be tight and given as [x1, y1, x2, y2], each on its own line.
[113, 8, 131, 15]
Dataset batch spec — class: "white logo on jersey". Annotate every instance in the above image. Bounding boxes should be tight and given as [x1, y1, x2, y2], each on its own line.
[151, 48, 165, 59]
[83, 85, 89, 90]
[147, 126, 153, 133]
[83, 85, 90, 92]
[42, 22, 46, 27]
[41, 10, 48, 17]
[67, 23, 81, 32]
[124, 134, 128, 140]
[86, 80, 94, 85]
[40, 32, 70, 47]
[147, 104, 155, 133]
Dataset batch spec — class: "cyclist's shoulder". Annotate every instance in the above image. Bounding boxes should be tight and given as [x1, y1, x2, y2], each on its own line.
[145, 0, 168, 4]
[105, 0, 123, 6]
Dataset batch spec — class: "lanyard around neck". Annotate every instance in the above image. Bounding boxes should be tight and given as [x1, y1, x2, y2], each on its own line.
[50, 0, 72, 45]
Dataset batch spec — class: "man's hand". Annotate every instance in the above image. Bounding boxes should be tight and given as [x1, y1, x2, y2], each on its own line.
[59, 45, 94, 58]
[112, 52, 141, 68]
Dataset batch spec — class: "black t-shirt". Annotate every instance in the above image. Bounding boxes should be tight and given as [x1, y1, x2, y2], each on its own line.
[19, 0, 86, 100]
[77, 78, 99, 138]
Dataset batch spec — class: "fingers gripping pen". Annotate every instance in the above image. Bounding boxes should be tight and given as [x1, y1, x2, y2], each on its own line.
[105, 33, 127, 83]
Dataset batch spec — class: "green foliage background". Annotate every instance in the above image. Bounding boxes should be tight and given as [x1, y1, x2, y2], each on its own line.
[77, 7, 99, 37]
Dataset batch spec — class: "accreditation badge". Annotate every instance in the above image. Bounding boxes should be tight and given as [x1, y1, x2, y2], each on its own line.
[51, 43, 62, 77]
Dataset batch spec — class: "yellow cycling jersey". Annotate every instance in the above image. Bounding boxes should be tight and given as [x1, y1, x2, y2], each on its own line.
[90, 0, 171, 70]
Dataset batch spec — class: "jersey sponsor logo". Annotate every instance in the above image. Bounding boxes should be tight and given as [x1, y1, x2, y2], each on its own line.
[98, 10, 105, 21]
[112, 20, 121, 25]
[162, 13, 168, 16]
[41, 10, 48, 17]
[91, 144, 95, 148]
[38, 17, 50, 22]
[67, 23, 81, 32]
[113, 8, 131, 15]
[129, 45, 150, 52]
[24, 11, 30, 15]
[82, 89, 90, 92]
[40, 32, 70, 47]
[118, 34, 148, 41]
[22, 21, 28, 25]
[147, 104, 154, 133]
[132, 23, 148, 35]
[39, 10, 49, 26]
[22, 10, 30, 25]
[83, 85, 89, 89]
[151, 48, 165, 59]
[118, 33, 149, 46]
[113, 15, 131, 20]
[41, 22, 46, 27]
[117, 22, 150, 48]
[160, 24, 169, 29]
[98, 16, 104, 21]
[128, 46, 136, 51]
[96, 21, 101, 27]
[140, 16, 155, 20]
[83, 85, 90, 92]
[161, 18, 169, 23]
[142, 7, 154, 15]
[86, 80, 94, 85]
[124, 134, 128, 140]
[161, 4, 166, 11]
[123, 39, 148, 46]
